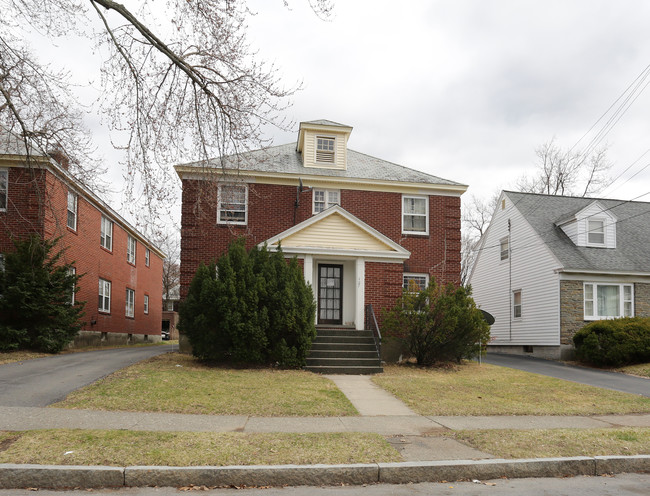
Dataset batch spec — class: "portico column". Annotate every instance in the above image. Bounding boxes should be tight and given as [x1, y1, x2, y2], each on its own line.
[355, 258, 365, 330]
[303, 255, 316, 325]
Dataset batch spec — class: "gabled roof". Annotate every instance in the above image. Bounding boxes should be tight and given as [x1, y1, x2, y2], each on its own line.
[0, 127, 48, 158]
[505, 191, 650, 274]
[262, 205, 411, 260]
[554, 200, 616, 227]
[176, 143, 466, 192]
[301, 119, 352, 128]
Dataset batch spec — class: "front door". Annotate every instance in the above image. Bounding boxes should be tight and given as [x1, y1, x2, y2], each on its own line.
[318, 264, 343, 325]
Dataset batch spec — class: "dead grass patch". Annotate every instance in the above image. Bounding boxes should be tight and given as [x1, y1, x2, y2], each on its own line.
[0, 351, 50, 365]
[54, 353, 357, 417]
[452, 427, 650, 458]
[373, 363, 650, 416]
[616, 363, 650, 378]
[0, 430, 400, 466]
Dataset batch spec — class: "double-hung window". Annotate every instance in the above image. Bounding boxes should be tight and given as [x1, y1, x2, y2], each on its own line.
[513, 290, 522, 318]
[0, 169, 7, 211]
[100, 216, 113, 251]
[313, 189, 340, 214]
[127, 234, 136, 265]
[587, 219, 605, 245]
[145, 248, 150, 266]
[584, 283, 633, 320]
[98, 278, 111, 313]
[316, 136, 335, 164]
[67, 190, 78, 230]
[125, 288, 135, 318]
[402, 195, 428, 235]
[144, 294, 149, 314]
[217, 184, 247, 225]
[500, 237, 509, 261]
[403, 273, 429, 293]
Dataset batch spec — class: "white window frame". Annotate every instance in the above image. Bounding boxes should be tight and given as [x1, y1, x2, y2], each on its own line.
[583, 282, 634, 320]
[127, 234, 136, 265]
[145, 248, 150, 266]
[98, 278, 111, 313]
[100, 215, 113, 251]
[500, 237, 509, 261]
[315, 136, 336, 164]
[513, 289, 522, 319]
[217, 183, 248, 225]
[68, 267, 76, 305]
[587, 218, 606, 246]
[0, 168, 7, 211]
[144, 294, 149, 314]
[312, 188, 340, 214]
[402, 195, 429, 235]
[67, 190, 78, 230]
[403, 273, 429, 293]
[125, 288, 135, 318]
[166, 300, 175, 312]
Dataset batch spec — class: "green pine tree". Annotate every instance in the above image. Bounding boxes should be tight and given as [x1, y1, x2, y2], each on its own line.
[0, 235, 85, 353]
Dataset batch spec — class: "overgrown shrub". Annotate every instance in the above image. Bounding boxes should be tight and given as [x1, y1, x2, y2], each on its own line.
[0, 235, 85, 353]
[178, 239, 316, 367]
[382, 279, 490, 366]
[573, 318, 650, 367]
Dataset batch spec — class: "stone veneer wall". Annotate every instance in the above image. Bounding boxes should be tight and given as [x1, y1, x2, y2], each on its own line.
[636, 283, 650, 317]
[559, 280, 585, 345]
[561, 281, 650, 346]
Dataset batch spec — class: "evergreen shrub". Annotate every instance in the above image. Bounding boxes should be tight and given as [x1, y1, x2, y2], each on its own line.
[179, 239, 316, 367]
[382, 279, 490, 366]
[573, 317, 650, 367]
[0, 235, 85, 353]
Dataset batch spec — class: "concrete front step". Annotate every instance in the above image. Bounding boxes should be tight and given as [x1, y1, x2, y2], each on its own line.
[305, 365, 384, 374]
[310, 343, 378, 352]
[309, 350, 379, 359]
[312, 336, 377, 344]
[314, 328, 374, 338]
[306, 326, 382, 375]
[306, 357, 382, 367]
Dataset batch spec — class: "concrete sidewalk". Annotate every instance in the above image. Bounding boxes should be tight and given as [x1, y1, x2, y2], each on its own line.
[2, 406, 649, 434]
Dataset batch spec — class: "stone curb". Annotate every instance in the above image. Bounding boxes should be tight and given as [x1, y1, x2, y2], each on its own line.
[0, 456, 648, 489]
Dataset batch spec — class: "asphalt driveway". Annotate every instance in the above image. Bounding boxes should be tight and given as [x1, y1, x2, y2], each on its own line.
[0, 345, 174, 407]
[484, 353, 650, 397]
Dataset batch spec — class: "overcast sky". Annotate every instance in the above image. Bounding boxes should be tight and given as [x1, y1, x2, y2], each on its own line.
[43, 0, 650, 230]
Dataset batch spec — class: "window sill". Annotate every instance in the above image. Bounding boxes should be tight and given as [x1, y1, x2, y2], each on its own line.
[98, 310, 110, 315]
[127, 261, 136, 267]
[100, 246, 113, 254]
[402, 232, 429, 237]
[66, 227, 78, 235]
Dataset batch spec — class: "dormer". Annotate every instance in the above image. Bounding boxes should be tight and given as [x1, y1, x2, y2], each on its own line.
[296, 120, 353, 170]
[555, 200, 617, 249]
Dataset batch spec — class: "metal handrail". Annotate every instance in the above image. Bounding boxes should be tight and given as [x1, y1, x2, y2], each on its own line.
[365, 304, 382, 359]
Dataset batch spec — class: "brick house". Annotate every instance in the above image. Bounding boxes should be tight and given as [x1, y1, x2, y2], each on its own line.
[0, 129, 165, 345]
[176, 120, 467, 366]
[469, 191, 650, 359]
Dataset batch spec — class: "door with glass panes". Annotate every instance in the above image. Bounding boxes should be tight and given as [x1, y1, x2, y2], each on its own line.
[317, 264, 343, 325]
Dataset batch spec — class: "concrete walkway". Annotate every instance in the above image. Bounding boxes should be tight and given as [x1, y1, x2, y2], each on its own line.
[325, 375, 418, 416]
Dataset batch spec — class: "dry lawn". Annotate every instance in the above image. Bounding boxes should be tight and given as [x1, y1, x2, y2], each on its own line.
[54, 353, 357, 416]
[616, 363, 650, 378]
[453, 427, 650, 458]
[373, 363, 650, 416]
[0, 430, 400, 466]
[0, 350, 50, 365]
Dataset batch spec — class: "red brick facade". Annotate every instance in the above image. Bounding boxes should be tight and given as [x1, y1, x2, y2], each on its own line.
[180, 179, 462, 321]
[0, 164, 164, 339]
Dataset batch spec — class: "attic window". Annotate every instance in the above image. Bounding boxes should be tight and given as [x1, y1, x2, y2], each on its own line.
[316, 137, 335, 163]
[587, 219, 605, 245]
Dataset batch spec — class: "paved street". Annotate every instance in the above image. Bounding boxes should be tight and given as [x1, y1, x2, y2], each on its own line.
[0, 473, 648, 495]
[484, 353, 650, 397]
[0, 345, 174, 407]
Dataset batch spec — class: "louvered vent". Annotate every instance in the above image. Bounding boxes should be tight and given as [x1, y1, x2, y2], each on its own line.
[316, 150, 335, 163]
[316, 136, 335, 164]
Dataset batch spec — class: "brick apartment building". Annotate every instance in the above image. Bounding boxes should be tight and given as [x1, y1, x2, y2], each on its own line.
[176, 120, 467, 362]
[0, 129, 165, 345]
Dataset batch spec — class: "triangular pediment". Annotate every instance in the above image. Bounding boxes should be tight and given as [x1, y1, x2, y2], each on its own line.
[262, 205, 410, 260]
